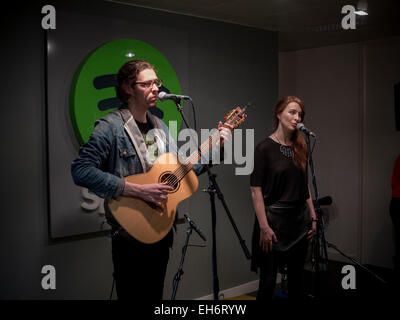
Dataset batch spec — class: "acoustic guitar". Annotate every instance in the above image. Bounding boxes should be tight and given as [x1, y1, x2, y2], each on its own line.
[108, 106, 247, 243]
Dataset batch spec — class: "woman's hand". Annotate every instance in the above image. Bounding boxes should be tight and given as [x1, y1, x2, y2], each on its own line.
[307, 219, 317, 241]
[306, 192, 317, 242]
[260, 226, 278, 254]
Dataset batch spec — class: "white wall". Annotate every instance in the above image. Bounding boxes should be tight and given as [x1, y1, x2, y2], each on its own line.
[279, 37, 400, 268]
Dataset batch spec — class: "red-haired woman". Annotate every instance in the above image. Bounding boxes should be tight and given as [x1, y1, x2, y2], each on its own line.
[250, 96, 317, 301]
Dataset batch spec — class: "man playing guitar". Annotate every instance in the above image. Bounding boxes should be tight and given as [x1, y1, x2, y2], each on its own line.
[71, 59, 232, 300]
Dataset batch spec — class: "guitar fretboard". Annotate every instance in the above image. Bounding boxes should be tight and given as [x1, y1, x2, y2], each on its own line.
[170, 130, 221, 183]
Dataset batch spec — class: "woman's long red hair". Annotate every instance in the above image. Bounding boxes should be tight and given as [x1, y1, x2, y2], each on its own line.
[273, 96, 308, 171]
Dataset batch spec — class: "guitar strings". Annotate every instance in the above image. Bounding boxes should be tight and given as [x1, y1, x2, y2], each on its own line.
[163, 140, 209, 186]
[167, 115, 241, 185]
[163, 133, 218, 186]
[163, 111, 242, 187]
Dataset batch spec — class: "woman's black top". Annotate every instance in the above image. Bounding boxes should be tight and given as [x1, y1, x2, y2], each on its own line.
[250, 137, 309, 205]
[250, 137, 311, 271]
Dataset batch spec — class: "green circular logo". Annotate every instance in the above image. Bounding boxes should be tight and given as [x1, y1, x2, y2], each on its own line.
[70, 39, 182, 145]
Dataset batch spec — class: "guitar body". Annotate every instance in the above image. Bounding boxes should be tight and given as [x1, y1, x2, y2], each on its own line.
[108, 105, 247, 244]
[108, 152, 199, 244]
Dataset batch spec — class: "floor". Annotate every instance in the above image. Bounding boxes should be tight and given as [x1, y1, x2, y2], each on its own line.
[225, 260, 398, 303]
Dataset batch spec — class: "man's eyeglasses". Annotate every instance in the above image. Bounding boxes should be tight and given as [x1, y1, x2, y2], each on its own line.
[133, 79, 162, 88]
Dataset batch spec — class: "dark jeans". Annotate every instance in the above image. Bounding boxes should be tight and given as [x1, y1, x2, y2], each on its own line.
[257, 236, 309, 302]
[111, 231, 171, 300]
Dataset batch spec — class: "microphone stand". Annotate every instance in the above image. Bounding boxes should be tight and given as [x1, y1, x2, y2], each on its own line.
[304, 133, 387, 300]
[171, 214, 206, 300]
[304, 133, 329, 299]
[173, 98, 251, 301]
[203, 168, 252, 300]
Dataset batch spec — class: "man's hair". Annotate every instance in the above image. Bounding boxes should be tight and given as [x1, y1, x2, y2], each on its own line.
[116, 59, 155, 105]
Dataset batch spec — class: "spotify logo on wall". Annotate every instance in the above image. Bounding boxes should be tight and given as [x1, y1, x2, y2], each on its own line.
[70, 38, 183, 145]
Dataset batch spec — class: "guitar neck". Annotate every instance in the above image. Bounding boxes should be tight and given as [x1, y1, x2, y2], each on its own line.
[181, 130, 221, 171]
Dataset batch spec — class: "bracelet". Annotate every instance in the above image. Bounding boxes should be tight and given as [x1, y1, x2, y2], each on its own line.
[311, 218, 317, 222]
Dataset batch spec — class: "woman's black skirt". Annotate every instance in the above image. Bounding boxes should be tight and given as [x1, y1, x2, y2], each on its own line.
[251, 201, 311, 272]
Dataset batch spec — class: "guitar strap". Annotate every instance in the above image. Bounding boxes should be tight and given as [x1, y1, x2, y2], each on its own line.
[117, 109, 170, 173]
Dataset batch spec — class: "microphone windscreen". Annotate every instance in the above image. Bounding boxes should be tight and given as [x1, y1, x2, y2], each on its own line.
[158, 91, 167, 100]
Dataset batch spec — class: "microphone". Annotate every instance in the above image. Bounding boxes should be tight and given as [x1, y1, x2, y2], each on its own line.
[158, 91, 191, 102]
[296, 123, 316, 137]
[184, 214, 206, 241]
[313, 196, 333, 207]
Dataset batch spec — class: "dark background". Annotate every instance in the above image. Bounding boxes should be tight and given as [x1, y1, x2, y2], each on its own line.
[1, 0, 399, 300]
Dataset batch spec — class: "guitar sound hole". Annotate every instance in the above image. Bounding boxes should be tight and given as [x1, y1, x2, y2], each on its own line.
[159, 172, 179, 193]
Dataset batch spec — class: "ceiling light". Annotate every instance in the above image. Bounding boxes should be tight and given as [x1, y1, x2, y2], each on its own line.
[354, 10, 368, 16]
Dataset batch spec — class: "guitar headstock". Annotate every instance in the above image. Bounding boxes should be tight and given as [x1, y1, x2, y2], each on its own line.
[223, 104, 249, 129]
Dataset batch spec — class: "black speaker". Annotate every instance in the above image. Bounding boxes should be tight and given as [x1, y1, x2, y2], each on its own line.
[395, 82, 400, 131]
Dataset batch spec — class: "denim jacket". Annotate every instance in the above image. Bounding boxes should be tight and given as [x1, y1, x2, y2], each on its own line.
[71, 110, 207, 200]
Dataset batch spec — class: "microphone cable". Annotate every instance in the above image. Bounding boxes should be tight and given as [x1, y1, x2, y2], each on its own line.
[109, 278, 115, 300]
[186, 97, 209, 165]
[187, 97, 197, 132]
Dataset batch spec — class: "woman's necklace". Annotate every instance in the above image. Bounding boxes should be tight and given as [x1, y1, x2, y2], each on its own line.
[274, 133, 293, 158]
